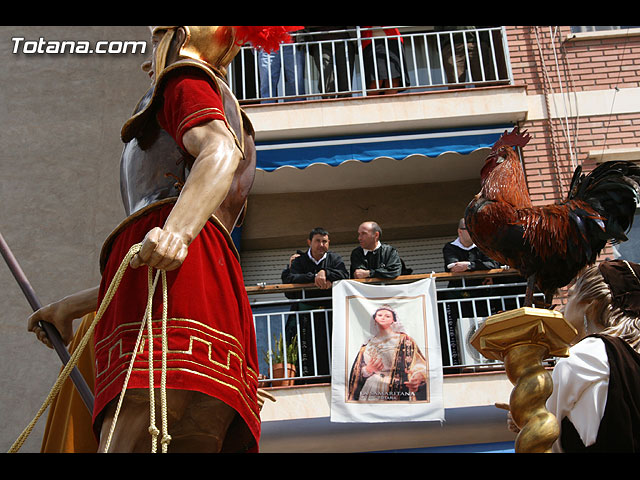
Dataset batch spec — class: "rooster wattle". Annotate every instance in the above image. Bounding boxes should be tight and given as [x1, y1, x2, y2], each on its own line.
[465, 127, 640, 307]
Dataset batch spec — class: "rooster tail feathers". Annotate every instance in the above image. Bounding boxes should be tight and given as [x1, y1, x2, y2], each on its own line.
[567, 165, 584, 199]
[568, 160, 640, 243]
[568, 209, 595, 259]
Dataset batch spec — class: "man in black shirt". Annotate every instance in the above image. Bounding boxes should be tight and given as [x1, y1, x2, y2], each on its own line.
[282, 227, 349, 300]
[350, 221, 402, 279]
[440, 218, 522, 366]
[281, 227, 348, 382]
[443, 218, 500, 285]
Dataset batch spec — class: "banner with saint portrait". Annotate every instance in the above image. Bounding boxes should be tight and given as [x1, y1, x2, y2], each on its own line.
[330, 277, 444, 423]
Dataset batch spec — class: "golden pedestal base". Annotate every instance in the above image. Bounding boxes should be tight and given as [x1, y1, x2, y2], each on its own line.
[470, 307, 578, 453]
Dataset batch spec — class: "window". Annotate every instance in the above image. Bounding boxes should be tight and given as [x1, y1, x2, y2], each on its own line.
[571, 26, 639, 33]
[613, 210, 640, 263]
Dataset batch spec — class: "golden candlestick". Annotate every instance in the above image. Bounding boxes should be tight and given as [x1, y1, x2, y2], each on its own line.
[470, 307, 577, 453]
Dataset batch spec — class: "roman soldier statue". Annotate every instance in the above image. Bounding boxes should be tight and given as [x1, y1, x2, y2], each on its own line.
[27, 26, 300, 453]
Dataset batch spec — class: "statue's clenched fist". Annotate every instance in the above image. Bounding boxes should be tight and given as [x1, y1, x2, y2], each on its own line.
[130, 227, 189, 271]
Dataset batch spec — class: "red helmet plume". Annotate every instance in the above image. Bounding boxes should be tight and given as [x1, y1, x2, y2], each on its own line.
[232, 26, 303, 53]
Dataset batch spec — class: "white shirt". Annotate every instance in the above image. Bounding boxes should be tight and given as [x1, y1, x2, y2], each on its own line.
[546, 336, 610, 452]
[362, 241, 382, 256]
[451, 237, 476, 251]
[446, 237, 476, 270]
[307, 249, 327, 265]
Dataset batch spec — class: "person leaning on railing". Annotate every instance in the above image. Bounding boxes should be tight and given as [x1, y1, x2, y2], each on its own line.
[438, 26, 480, 86]
[350, 221, 403, 280]
[256, 32, 306, 103]
[280, 227, 348, 382]
[443, 218, 500, 291]
[437, 26, 508, 88]
[281, 227, 348, 304]
[439, 218, 501, 366]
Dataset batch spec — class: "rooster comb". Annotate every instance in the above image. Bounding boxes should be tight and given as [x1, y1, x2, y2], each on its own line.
[491, 126, 531, 152]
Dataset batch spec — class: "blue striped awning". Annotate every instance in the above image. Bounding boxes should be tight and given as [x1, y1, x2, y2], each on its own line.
[255, 125, 510, 172]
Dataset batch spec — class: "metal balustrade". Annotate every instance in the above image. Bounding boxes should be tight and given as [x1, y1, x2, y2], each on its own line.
[228, 26, 511, 103]
[249, 270, 543, 387]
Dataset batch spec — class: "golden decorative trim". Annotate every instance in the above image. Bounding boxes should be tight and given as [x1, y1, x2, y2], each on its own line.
[470, 307, 576, 360]
[96, 317, 258, 379]
[176, 107, 226, 138]
[95, 317, 245, 352]
[121, 59, 242, 145]
[96, 366, 260, 423]
[94, 317, 260, 422]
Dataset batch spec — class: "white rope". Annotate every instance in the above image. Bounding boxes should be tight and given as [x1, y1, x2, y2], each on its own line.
[103, 266, 171, 453]
[146, 266, 159, 452]
[599, 28, 632, 159]
[102, 267, 161, 452]
[159, 269, 171, 452]
[549, 26, 577, 170]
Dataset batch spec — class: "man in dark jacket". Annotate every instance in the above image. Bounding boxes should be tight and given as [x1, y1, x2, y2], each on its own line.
[282, 227, 349, 302]
[281, 227, 348, 383]
[443, 218, 500, 286]
[440, 218, 522, 366]
[350, 221, 402, 279]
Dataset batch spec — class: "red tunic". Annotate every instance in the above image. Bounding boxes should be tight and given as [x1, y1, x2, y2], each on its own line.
[92, 72, 260, 451]
[156, 71, 227, 151]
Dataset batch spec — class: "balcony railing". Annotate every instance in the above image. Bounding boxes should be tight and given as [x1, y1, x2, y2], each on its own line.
[248, 269, 544, 388]
[228, 26, 511, 104]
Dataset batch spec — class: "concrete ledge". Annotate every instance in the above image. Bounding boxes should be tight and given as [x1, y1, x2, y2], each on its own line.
[258, 371, 516, 452]
[245, 86, 529, 142]
[260, 370, 513, 422]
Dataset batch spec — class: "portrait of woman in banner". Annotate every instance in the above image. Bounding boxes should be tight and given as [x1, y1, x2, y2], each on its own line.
[347, 305, 428, 402]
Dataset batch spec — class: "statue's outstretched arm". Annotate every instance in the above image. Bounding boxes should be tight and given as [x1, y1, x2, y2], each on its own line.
[27, 285, 99, 348]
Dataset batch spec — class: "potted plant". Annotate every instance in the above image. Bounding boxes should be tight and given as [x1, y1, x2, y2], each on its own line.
[263, 334, 298, 386]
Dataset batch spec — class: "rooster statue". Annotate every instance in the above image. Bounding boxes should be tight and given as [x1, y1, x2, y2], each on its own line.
[465, 127, 640, 308]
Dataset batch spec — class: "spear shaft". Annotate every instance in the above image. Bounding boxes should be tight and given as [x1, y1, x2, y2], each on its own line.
[0, 232, 94, 413]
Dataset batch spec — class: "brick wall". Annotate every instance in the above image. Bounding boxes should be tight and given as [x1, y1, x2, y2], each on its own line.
[504, 26, 640, 206]
[506, 26, 640, 94]
[520, 113, 640, 205]
[501, 26, 639, 302]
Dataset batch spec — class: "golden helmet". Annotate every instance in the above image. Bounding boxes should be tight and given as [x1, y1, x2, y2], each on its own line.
[150, 26, 240, 78]
[150, 26, 301, 78]
[122, 26, 300, 142]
